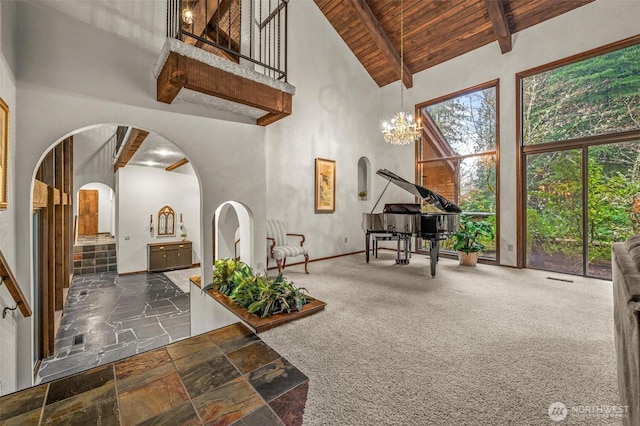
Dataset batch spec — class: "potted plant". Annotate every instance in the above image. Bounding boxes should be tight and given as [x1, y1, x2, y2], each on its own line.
[451, 216, 495, 266]
[358, 191, 367, 200]
[180, 232, 187, 241]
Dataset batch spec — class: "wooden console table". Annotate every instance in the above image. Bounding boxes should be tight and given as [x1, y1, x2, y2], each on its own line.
[147, 240, 192, 272]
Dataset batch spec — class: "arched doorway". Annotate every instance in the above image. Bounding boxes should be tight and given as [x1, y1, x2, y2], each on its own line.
[30, 124, 203, 383]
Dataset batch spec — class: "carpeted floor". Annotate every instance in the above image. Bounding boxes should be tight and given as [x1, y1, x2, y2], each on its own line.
[259, 252, 622, 425]
[163, 267, 201, 294]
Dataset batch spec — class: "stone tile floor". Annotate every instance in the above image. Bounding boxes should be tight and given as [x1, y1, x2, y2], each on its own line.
[2, 324, 308, 425]
[36, 271, 191, 384]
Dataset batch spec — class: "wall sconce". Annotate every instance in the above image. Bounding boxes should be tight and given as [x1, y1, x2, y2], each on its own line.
[179, 213, 184, 230]
[149, 214, 154, 232]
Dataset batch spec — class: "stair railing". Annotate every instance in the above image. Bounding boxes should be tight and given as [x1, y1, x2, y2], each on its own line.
[0, 249, 33, 318]
[167, 0, 288, 81]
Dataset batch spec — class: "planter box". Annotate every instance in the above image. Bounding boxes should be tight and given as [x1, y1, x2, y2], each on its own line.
[190, 276, 326, 333]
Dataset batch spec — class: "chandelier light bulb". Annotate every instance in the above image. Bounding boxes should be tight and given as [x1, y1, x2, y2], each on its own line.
[182, 9, 193, 25]
[382, 111, 422, 145]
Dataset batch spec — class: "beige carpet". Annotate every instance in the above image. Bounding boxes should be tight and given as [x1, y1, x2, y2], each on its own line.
[163, 267, 201, 294]
[260, 252, 622, 425]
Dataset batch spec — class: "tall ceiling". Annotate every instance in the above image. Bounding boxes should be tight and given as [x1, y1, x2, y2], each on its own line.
[314, 0, 595, 88]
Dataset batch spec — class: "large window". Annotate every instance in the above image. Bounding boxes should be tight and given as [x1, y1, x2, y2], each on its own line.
[520, 38, 640, 279]
[416, 81, 498, 260]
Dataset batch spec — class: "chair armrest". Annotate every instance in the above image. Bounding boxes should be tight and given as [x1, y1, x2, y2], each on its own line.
[267, 237, 276, 256]
[287, 233, 306, 246]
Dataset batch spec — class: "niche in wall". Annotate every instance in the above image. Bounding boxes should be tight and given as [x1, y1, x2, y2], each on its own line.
[213, 201, 255, 268]
[357, 157, 371, 200]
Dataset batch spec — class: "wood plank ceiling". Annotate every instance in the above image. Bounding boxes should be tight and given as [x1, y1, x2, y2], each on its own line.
[314, 0, 595, 88]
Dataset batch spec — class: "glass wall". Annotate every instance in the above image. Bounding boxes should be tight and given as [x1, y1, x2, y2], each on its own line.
[520, 40, 640, 279]
[417, 82, 498, 260]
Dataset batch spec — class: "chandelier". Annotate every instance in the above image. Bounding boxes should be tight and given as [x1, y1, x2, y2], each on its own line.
[382, 0, 421, 145]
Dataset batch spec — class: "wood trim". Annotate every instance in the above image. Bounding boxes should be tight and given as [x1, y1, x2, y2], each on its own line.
[166, 157, 189, 171]
[157, 52, 186, 103]
[54, 146, 64, 311]
[515, 36, 640, 268]
[414, 78, 500, 264]
[33, 180, 48, 209]
[483, 0, 512, 54]
[46, 187, 55, 356]
[114, 129, 149, 172]
[63, 138, 72, 291]
[345, 0, 412, 88]
[518, 34, 640, 79]
[157, 52, 293, 125]
[522, 129, 640, 155]
[0, 250, 33, 317]
[415, 79, 500, 110]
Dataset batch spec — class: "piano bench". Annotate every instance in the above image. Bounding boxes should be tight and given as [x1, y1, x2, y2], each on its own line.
[373, 235, 400, 258]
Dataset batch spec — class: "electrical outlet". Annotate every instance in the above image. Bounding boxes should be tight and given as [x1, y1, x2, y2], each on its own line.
[124, 236, 130, 241]
[344, 237, 348, 243]
[508, 244, 514, 252]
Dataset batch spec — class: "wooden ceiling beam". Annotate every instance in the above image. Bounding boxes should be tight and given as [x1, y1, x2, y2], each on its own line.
[113, 129, 149, 172]
[344, 0, 412, 88]
[483, 0, 512, 54]
[166, 157, 189, 172]
[157, 51, 292, 125]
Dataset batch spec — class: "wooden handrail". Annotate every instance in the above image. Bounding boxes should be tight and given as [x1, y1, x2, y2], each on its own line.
[0, 249, 32, 317]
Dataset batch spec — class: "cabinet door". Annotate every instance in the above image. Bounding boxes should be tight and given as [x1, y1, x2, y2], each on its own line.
[177, 246, 192, 268]
[149, 249, 167, 271]
[164, 249, 180, 269]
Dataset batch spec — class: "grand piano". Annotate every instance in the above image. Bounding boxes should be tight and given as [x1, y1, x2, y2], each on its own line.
[362, 169, 461, 277]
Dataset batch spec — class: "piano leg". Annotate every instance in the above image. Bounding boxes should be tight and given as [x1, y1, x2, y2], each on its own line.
[429, 239, 440, 277]
[395, 233, 410, 265]
[365, 232, 370, 263]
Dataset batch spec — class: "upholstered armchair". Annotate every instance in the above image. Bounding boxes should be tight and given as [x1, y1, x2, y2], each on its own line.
[266, 219, 309, 273]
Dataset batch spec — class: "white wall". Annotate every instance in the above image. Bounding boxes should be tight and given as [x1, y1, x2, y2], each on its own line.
[15, 88, 266, 390]
[387, 0, 640, 267]
[6, 0, 640, 395]
[265, 0, 414, 265]
[15, 0, 253, 125]
[73, 125, 118, 194]
[78, 182, 114, 235]
[117, 165, 200, 274]
[0, 0, 18, 397]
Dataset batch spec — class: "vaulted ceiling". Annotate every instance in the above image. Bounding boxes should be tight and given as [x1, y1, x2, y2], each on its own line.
[314, 0, 595, 88]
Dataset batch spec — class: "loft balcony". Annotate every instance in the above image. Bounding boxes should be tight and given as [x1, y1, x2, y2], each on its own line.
[154, 0, 295, 126]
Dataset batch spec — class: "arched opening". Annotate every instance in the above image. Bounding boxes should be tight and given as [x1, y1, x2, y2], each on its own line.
[76, 182, 115, 237]
[30, 124, 202, 384]
[75, 182, 116, 275]
[213, 201, 254, 268]
[358, 156, 371, 200]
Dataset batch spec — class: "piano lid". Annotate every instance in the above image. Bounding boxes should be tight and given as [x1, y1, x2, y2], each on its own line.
[376, 169, 462, 213]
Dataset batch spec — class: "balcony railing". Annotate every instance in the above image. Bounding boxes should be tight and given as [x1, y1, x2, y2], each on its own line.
[167, 0, 288, 82]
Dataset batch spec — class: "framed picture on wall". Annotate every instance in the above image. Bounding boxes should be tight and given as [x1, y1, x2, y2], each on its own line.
[0, 97, 8, 210]
[315, 158, 336, 213]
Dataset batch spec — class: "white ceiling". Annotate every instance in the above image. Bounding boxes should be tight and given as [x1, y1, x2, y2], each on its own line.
[127, 131, 189, 170]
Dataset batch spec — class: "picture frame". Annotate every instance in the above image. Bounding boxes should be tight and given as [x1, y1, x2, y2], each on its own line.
[0, 97, 8, 210]
[315, 158, 336, 213]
